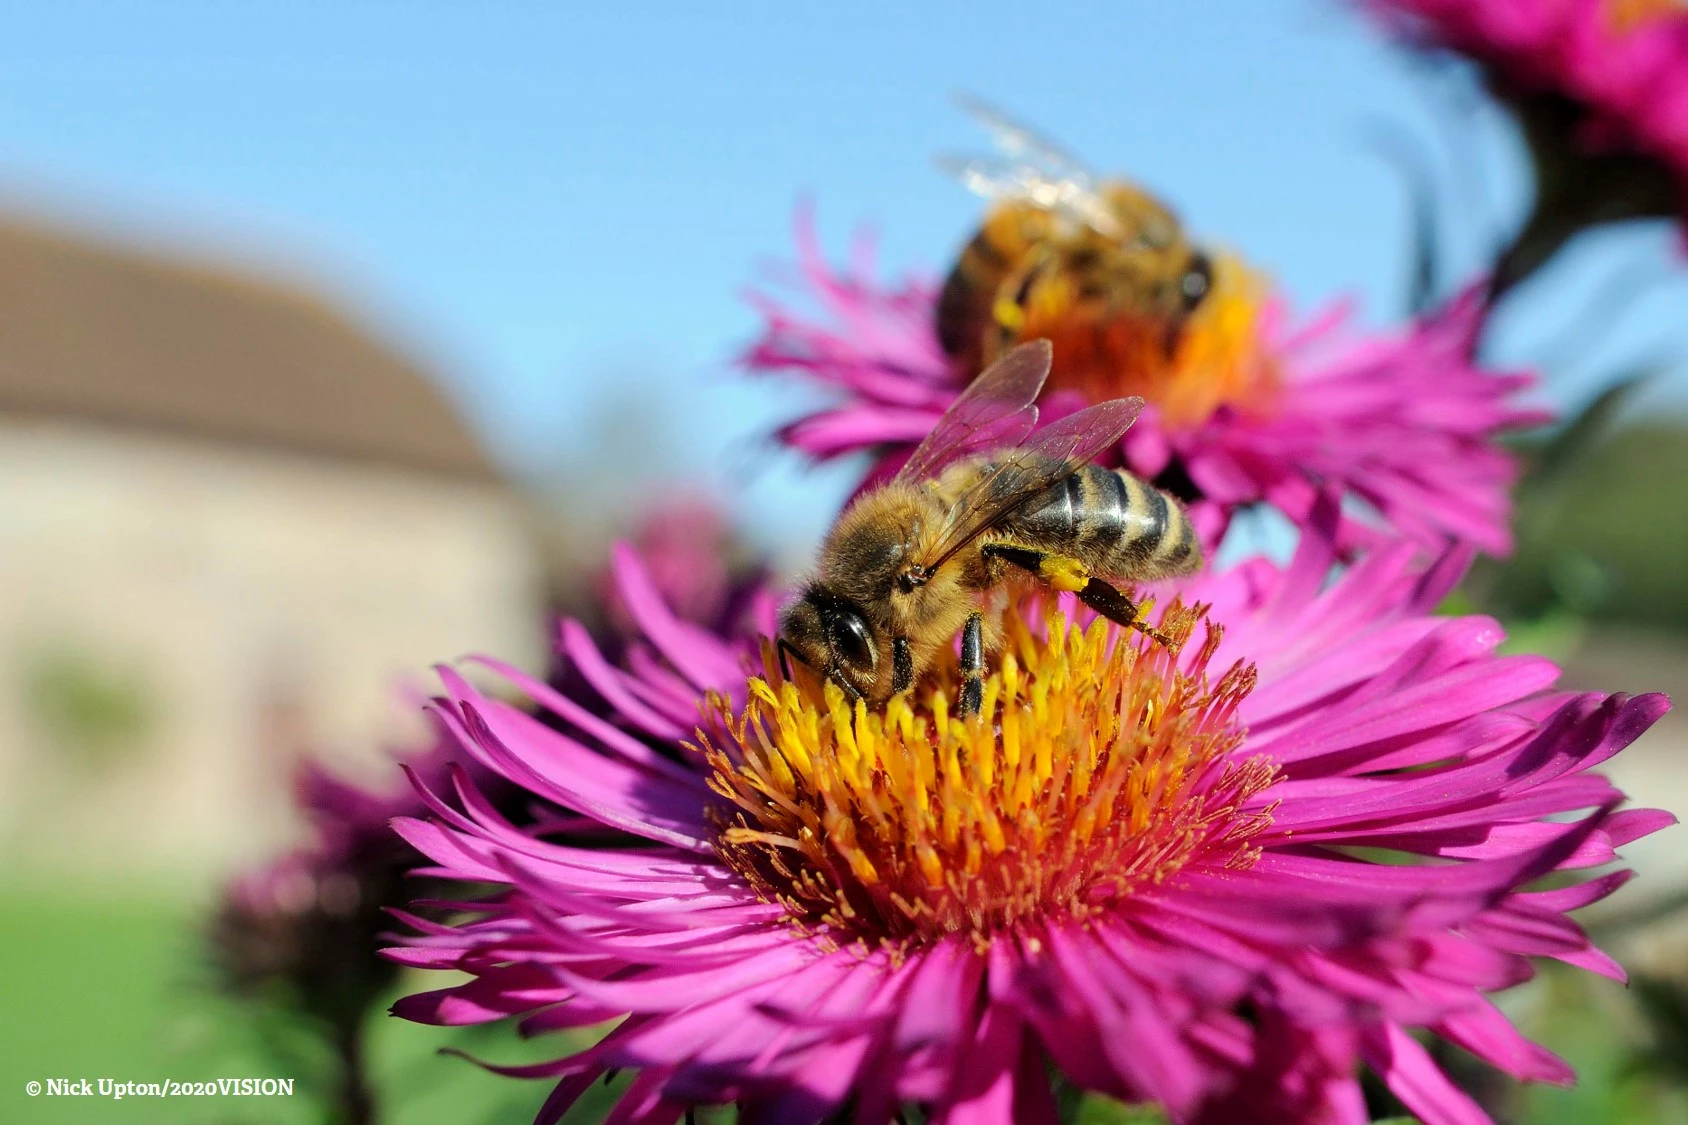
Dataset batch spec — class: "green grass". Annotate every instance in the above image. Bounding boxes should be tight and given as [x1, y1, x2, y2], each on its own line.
[0, 888, 257, 1125]
[0, 884, 598, 1124]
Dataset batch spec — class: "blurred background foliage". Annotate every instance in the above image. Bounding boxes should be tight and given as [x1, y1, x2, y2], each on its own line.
[21, 643, 160, 769]
[1480, 414, 1688, 632]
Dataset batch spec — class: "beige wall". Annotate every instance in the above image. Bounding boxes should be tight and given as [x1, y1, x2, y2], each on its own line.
[0, 416, 544, 879]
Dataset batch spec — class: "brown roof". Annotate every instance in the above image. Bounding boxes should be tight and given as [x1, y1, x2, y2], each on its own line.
[0, 217, 499, 481]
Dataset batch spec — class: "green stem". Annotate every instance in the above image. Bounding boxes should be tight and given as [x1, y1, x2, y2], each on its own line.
[331, 1014, 375, 1125]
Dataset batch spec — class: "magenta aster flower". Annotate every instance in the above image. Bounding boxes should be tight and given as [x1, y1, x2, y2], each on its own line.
[213, 731, 498, 1122]
[594, 492, 771, 648]
[387, 521, 1670, 1124]
[215, 742, 445, 1001]
[745, 215, 1545, 556]
[213, 724, 533, 1006]
[1365, 0, 1688, 286]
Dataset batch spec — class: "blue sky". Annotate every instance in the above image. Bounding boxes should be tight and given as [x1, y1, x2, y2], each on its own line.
[2, 0, 1683, 550]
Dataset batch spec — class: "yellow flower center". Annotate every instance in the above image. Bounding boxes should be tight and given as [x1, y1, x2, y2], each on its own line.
[1023, 254, 1281, 429]
[1605, 0, 1685, 34]
[698, 601, 1278, 953]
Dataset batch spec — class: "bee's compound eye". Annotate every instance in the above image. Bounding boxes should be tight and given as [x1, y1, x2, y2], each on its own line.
[1181, 253, 1213, 311]
[830, 611, 877, 671]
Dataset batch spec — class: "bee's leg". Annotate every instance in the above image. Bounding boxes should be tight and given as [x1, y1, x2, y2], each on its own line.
[891, 636, 915, 695]
[988, 249, 1055, 356]
[958, 612, 985, 717]
[982, 544, 1180, 650]
[1073, 575, 1181, 650]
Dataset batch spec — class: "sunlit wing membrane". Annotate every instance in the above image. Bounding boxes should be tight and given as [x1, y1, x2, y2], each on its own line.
[940, 97, 1122, 238]
[953, 94, 1092, 183]
[896, 340, 1053, 484]
[934, 154, 1045, 204]
[917, 395, 1146, 574]
[933, 156, 1116, 235]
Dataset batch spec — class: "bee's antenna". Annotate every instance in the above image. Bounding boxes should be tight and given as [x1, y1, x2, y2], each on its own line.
[776, 637, 811, 680]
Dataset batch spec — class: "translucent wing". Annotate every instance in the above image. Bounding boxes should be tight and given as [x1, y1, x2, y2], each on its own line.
[938, 95, 1122, 239]
[953, 94, 1093, 184]
[914, 395, 1145, 575]
[895, 340, 1052, 484]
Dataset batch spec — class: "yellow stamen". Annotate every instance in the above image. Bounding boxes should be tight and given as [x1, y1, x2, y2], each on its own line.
[698, 598, 1278, 952]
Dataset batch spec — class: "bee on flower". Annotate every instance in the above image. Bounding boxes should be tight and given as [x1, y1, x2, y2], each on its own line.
[386, 513, 1671, 1124]
[744, 103, 1547, 558]
[779, 341, 1202, 717]
[933, 98, 1233, 422]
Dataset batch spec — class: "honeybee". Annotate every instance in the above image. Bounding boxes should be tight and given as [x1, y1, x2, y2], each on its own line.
[934, 98, 1215, 398]
[779, 340, 1201, 716]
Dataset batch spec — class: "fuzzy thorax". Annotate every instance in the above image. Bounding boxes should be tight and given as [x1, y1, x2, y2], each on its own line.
[699, 600, 1278, 952]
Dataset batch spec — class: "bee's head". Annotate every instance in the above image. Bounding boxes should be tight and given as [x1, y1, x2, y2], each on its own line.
[778, 586, 883, 703]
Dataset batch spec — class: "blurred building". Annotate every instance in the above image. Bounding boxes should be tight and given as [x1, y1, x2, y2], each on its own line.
[0, 217, 544, 879]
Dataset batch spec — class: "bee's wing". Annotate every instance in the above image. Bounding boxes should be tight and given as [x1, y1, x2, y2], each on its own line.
[914, 395, 1145, 575]
[934, 154, 1096, 216]
[935, 153, 1049, 205]
[952, 94, 1093, 184]
[939, 95, 1121, 238]
[895, 340, 1052, 485]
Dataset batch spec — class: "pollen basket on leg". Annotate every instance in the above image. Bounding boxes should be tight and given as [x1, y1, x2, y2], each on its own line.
[698, 601, 1278, 950]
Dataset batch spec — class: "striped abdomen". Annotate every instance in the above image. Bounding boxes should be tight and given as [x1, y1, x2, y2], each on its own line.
[996, 462, 1201, 581]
